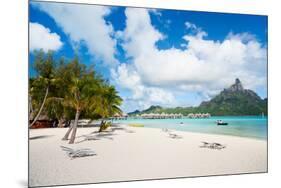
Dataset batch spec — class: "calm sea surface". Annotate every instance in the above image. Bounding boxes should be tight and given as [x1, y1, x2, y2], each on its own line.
[115, 116, 268, 140]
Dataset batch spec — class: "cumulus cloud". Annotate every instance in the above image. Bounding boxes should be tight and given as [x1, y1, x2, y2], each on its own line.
[113, 8, 267, 111]
[29, 22, 63, 52]
[110, 8, 180, 111]
[31, 4, 267, 112]
[185, 21, 207, 39]
[111, 63, 175, 110]
[185, 21, 197, 30]
[32, 2, 117, 65]
[149, 9, 162, 17]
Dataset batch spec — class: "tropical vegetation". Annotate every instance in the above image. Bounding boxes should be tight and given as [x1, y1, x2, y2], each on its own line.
[29, 50, 123, 144]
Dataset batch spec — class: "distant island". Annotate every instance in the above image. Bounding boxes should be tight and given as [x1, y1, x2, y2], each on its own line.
[129, 78, 267, 116]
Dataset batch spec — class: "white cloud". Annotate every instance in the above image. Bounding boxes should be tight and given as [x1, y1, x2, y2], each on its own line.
[111, 64, 175, 111]
[30, 4, 267, 112]
[185, 21, 208, 39]
[149, 9, 162, 17]
[110, 8, 179, 111]
[32, 2, 117, 65]
[29, 22, 63, 52]
[113, 8, 267, 111]
[122, 8, 164, 58]
[185, 21, 197, 30]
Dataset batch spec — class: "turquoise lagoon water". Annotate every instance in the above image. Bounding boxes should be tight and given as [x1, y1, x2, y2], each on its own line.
[114, 116, 268, 140]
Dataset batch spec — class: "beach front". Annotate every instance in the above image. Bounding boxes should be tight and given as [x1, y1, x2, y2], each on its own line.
[29, 125, 267, 187]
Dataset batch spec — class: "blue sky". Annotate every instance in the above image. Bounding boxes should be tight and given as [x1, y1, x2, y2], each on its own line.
[29, 1, 268, 113]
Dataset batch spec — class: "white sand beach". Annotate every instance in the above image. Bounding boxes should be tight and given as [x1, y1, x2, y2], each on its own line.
[29, 125, 267, 187]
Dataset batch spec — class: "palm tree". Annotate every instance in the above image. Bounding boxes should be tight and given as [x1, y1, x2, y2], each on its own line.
[96, 85, 123, 132]
[29, 50, 56, 127]
[61, 58, 102, 144]
[29, 52, 123, 143]
[45, 97, 65, 127]
[44, 58, 72, 128]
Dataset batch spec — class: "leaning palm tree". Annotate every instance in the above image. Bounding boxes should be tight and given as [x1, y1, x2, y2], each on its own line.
[61, 59, 102, 144]
[96, 85, 123, 132]
[44, 58, 72, 128]
[45, 97, 65, 127]
[29, 50, 56, 127]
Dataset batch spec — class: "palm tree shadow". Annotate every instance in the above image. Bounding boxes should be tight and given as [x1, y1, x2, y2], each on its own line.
[76, 125, 136, 144]
[125, 130, 135, 133]
[111, 126, 136, 134]
[111, 127, 126, 131]
[76, 132, 116, 144]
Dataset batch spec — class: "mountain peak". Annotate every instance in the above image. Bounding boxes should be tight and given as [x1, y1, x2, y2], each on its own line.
[150, 105, 162, 108]
[235, 78, 241, 84]
[128, 78, 267, 116]
[227, 78, 244, 92]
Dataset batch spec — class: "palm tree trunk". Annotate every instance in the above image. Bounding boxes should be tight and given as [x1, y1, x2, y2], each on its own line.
[98, 119, 105, 132]
[58, 118, 64, 128]
[69, 110, 80, 144]
[29, 87, 49, 128]
[62, 123, 73, 140]
[28, 95, 33, 119]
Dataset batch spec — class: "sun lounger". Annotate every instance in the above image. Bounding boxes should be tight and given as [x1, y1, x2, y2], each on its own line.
[200, 142, 226, 150]
[169, 133, 182, 139]
[162, 128, 171, 132]
[61, 146, 96, 159]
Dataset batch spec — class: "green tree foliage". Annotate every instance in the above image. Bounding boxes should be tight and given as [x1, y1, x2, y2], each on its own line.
[95, 85, 123, 132]
[29, 50, 57, 127]
[29, 52, 123, 144]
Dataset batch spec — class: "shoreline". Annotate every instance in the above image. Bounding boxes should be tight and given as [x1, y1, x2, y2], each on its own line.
[29, 124, 267, 141]
[137, 125, 267, 141]
[29, 125, 267, 187]
[31, 121, 267, 141]
[114, 116, 267, 140]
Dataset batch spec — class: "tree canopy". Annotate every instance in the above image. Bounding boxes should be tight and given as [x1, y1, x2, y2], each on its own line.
[29, 50, 123, 143]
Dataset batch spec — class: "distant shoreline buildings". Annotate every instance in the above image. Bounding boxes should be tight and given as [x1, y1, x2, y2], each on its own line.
[127, 112, 211, 119]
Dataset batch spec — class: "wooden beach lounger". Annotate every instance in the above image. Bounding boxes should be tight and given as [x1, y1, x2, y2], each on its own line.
[61, 146, 96, 159]
[200, 142, 226, 150]
[168, 132, 182, 139]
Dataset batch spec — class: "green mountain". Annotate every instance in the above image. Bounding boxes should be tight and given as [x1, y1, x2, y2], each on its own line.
[197, 78, 267, 115]
[128, 78, 267, 116]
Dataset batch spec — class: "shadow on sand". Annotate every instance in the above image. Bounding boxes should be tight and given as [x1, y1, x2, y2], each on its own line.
[76, 125, 135, 144]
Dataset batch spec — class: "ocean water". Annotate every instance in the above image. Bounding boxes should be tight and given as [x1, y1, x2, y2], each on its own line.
[114, 116, 268, 140]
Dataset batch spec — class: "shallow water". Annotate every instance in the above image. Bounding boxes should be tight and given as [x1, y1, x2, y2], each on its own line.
[115, 116, 268, 140]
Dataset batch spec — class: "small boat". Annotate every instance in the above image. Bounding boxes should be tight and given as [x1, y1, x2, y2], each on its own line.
[217, 120, 228, 126]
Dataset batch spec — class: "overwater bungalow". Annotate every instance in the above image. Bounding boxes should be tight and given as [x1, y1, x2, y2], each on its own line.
[111, 113, 128, 120]
[187, 113, 211, 118]
[138, 113, 183, 119]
